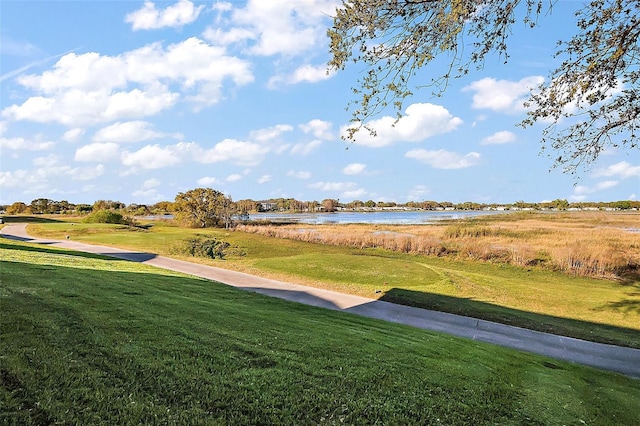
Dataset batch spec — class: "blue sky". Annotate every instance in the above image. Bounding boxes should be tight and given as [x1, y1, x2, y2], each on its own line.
[1, 0, 638, 206]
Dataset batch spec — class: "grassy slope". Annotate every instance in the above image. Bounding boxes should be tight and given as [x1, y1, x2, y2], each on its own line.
[27, 220, 640, 349]
[1, 237, 639, 425]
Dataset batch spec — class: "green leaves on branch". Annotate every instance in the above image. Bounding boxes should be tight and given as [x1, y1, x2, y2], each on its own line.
[329, 0, 639, 174]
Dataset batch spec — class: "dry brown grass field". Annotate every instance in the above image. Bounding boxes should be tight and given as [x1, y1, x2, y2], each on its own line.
[237, 211, 640, 281]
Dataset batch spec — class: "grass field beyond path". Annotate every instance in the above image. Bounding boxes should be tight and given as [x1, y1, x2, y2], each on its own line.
[1, 237, 640, 425]
[24, 217, 640, 350]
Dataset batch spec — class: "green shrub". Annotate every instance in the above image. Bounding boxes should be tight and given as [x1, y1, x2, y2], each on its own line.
[83, 210, 127, 224]
[178, 237, 232, 259]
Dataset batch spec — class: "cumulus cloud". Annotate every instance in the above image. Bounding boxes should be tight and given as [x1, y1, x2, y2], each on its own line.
[131, 178, 164, 200]
[269, 64, 334, 88]
[407, 185, 430, 201]
[75, 142, 120, 162]
[125, 0, 204, 30]
[342, 163, 366, 175]
[2, 38, 253, 126]
[257, 174, 271, 184]
[592, 161, 640, 179]
[405, 149, 481, 169]
[343, 103, 462, 147]
[573, 180, 619, 196]
[462, 76, 544, 114]
[93, 121, 179, 143]
[480, 130, 516, 145]
[197, 176, 220, 186]
[198, 138, 269, 166]
[62, 127, 85, 142]
[121, 142, 194, 169]
[300, 119, 333, 140]
[209, 0, 340, 57]
[226, 173, 243, 182]
[0, 136, 54, 151]
[2, 156, 105, 191]
[310, 181, 358, 191]
[287, 170, 311, 179]
[249, 124, 293, 142]
[290, 140, 321, 156]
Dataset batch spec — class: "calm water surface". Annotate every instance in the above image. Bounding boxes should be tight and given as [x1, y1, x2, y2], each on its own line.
[249, 210, 509, 225]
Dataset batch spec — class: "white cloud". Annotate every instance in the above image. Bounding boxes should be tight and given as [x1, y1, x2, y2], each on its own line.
[342, 188, 367, 200]
[287, 170, 311, 179]
[93, 121, 178, 143]
[142, 178, 161, 189]
[0, 136, 54, 151]
[3, 85, 179, 127]
[199, 139, 269, 166]
[226, 173, 243, 182]
[269, 64, 333, 88]
[462, 76, 544, 114]
[74, 142, 120, 162]
[405, 149, 482, 169]
[249, 124, 293, 142]
[300, 119, 333, 140]
[343, 163, 366, 175]
[131, 188, 164, 201]
[121, 142, 194, 169]
[2, 38, 254, 126]
[310, 181, 358, 191]
[343, 103, 462, 147]
[592, 161, 640, 179]
[573, 180, 619, 196]
[125, 0, 204, 30]
[257, 174, 271, 184]
[62, 128, 85, 142]
[131, 178, 164, 200]
[219, 0, 340, 57]
[1, 158, 105, 190]
[197, 176, 220, 186]
[290, 140, 321, 156]
[407, 185, 430, 201]
[480, 130, 516, 145]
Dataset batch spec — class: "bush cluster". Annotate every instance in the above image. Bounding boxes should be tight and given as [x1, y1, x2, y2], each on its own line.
[83, 210, 128, 225]
[179, 237, 232, 259]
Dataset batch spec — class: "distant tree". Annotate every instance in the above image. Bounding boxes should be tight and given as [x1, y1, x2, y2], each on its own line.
[30, 198, 53, 214]
[75, 204, 93, 214]
[174, 188, 235, 228]
[93, 200, 125, 211]
[551, 199, 570, 210]
[150, 201, 174, 214]
[322, 199, 339, 212]
[6, 202, 29, 214]
[236, 199, 260, 214]
[329, 0, 639, 173]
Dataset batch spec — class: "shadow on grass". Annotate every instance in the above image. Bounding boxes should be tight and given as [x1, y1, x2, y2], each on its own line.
[379, 288, 640, 349]
[0, 240, 157, 263]
[0, 215, 65, 224]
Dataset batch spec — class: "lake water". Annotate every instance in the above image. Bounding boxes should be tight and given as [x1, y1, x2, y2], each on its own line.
[248, 210, 508, 225]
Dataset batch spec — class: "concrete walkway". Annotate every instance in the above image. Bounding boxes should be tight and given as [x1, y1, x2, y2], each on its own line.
[2, 223, 639, 379]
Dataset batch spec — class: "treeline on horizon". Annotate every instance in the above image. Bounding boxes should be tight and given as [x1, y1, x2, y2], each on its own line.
[2, 194, 639, 216]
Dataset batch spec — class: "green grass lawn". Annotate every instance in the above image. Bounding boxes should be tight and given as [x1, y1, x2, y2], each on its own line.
[1, 237, 639, 425]
[25, 219, 640, 349]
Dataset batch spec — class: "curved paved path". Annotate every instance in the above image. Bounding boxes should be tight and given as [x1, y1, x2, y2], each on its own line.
[2, 223, 639, 379]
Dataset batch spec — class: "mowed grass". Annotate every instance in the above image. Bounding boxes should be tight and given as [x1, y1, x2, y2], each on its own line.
[1, 238, 640, 425]
[26, 219, 640, 349]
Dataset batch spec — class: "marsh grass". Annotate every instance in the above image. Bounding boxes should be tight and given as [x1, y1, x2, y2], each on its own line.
[1, 237, 640, 425]
[237, 211, 640, 280]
